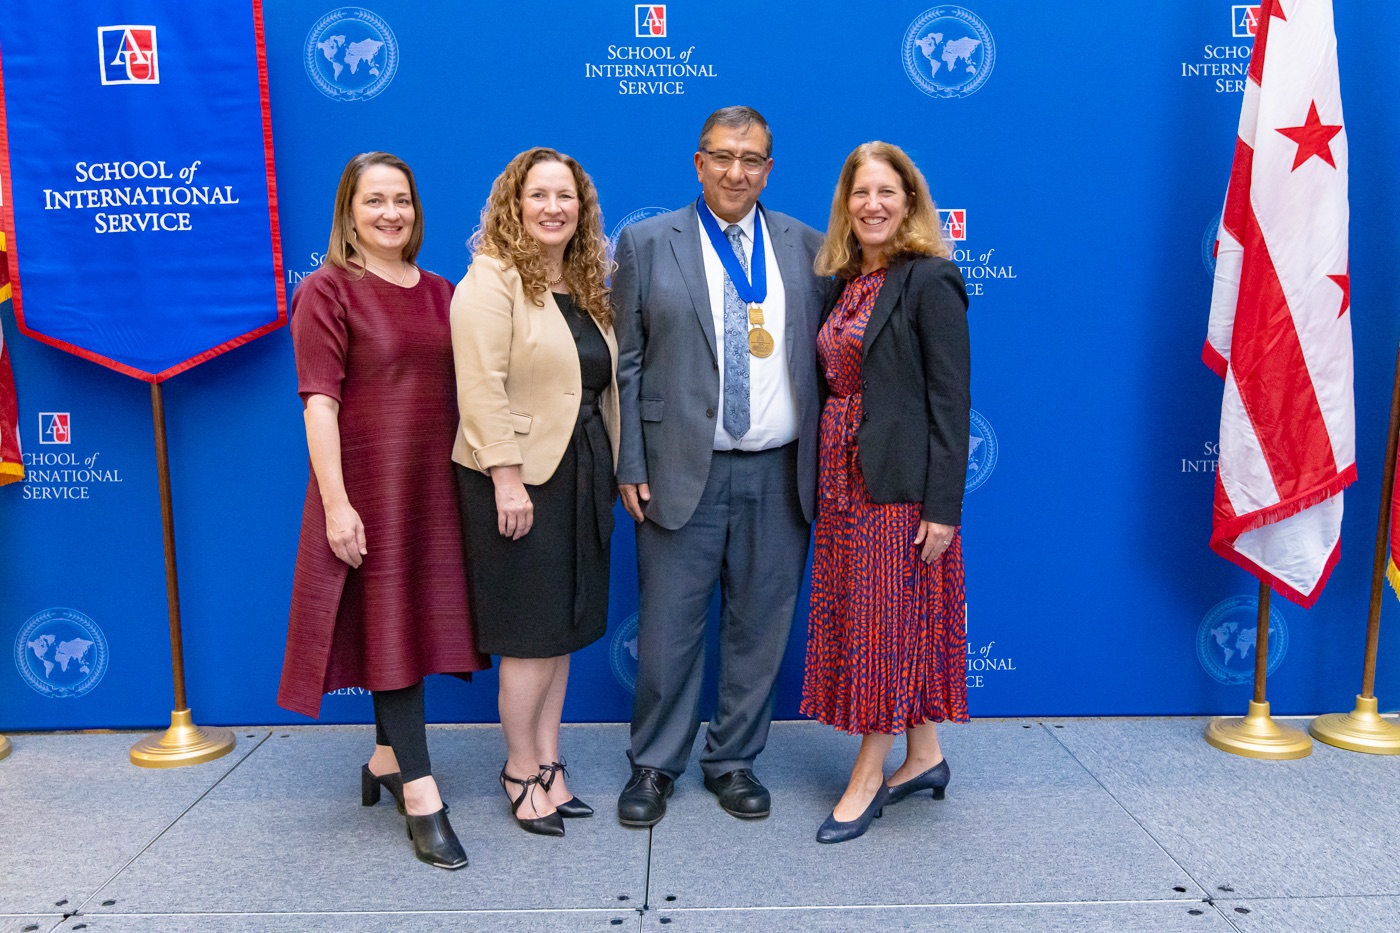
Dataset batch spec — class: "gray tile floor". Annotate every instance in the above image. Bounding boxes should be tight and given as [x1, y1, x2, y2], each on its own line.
[1, 719, 1396, 933]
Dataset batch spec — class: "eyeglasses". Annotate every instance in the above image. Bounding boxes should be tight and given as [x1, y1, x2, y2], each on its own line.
[699, 149, 769, 174]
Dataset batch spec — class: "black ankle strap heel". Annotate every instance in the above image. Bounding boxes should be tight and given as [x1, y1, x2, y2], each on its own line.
[499, 764, 565, 837]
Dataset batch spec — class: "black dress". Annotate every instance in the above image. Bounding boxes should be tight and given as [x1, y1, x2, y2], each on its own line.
[455, 292, 615, 658]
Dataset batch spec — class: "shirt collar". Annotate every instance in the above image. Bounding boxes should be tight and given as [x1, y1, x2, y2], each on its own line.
[699, 200, 759, 241]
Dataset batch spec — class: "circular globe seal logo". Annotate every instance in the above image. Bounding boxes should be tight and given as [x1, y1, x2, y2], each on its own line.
[609, 207, 670, 250]
[1202, 210, 1223, 276]
[304, 7, 399, 102]
[902, 6, 996, 99]
[1196, 595, 1288, 685]
[14, 608, 109, 698]
[965, 408, 998, 493]
[609, 612, 640, 693]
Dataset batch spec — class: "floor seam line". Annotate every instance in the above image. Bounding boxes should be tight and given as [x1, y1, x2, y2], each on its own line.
[65, 730, 274, 917]
[1040, 722, 1224, 909]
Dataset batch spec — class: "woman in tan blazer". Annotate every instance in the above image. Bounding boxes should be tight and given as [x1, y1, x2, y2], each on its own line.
[452, 147, 619, 837]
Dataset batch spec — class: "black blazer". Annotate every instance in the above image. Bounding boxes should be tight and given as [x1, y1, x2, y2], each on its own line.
[819, 255, 971, 525]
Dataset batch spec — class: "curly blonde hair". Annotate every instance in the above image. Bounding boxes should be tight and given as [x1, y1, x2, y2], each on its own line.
[814, 141, 949, 279]
[470, 148, 612, 326]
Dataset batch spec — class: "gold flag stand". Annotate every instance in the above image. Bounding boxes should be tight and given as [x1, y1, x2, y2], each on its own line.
[0, 735, 11, 761]
[1205, 581, 1312, 759]
[129, 382, 235, 768]
[1311, 341, 1400, 754]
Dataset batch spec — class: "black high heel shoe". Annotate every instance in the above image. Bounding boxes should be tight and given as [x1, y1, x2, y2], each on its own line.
[540, 759, 594, 818]
[405, 807, 469, 870]
[361, 764, 407, 815]
[499, 765, 565, 837]
[816, 784, 890, 844]
[884, 758, 951, 805]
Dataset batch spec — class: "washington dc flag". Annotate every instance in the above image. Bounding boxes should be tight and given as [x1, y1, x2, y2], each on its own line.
[1204, 0, 1354, 608]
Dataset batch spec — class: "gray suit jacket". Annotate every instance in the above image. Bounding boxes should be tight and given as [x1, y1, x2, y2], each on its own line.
[613, 200, 825, 530]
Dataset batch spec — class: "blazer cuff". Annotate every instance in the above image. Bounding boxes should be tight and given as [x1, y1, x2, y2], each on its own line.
[472, 441, 524, 472]
[920, 499, 962, 526]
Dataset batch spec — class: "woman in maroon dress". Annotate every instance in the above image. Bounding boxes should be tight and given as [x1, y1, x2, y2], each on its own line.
[802, 142, 971, 844]
[279, 152, 489, 869]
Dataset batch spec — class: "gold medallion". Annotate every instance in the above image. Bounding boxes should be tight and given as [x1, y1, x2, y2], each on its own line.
[748, 326, 774, 358]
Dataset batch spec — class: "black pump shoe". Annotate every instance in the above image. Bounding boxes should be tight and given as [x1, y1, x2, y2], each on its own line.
[500, 765, 565, 837]
[816, 784, 890, 845]
[884, 759, 951, 805]
[540, 759, 594, 818]
[405, 807, 469, 870]
[361, 764, 407, 815]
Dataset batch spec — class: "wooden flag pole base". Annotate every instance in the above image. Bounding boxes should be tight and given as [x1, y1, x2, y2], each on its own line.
[128, 382, 234, 770]
[1204, 583, 1312, 760]
[1311, 695, 1400, 754]
[0, 735, 11, 761]
[1206, 700, 1313, 760]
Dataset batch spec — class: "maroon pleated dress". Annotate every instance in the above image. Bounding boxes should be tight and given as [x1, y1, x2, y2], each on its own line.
[800, 269, 969, 735]
[278, 264, 489, 718]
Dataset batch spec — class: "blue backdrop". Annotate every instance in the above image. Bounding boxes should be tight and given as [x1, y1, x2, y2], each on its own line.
[4, 0, 1400, 730]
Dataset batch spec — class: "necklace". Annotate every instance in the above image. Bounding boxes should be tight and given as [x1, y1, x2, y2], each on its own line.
[545, 265, 565, 287]
[366, 259, 411, 285]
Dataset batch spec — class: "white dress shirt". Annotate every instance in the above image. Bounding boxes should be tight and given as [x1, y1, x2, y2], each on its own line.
[697, 203, 797, 451]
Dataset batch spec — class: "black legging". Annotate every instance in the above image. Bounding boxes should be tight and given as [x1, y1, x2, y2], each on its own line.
[372, 681, 431, 783]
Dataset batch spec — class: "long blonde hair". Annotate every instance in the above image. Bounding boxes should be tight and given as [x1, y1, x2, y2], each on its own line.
[470, 148, 612, 326]
[326, 152, 424, 276]
[814, 141, 949, 279]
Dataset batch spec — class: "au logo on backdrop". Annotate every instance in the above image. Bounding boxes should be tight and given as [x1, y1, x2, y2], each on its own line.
[902, 6, 995, 99]
[965, 408, 997, 493]
[940, 209, 966, 242]
[1232, 4, 1261, 38]
[98, 26, 159, 85]
[14, 608, 109, 699]
[305, 7, 399, 101]
[1177, 3, 1255, 93]
[1196, 595, 1288, 685]
[38, 412, 70, 445]
[635, 5, 666, 37]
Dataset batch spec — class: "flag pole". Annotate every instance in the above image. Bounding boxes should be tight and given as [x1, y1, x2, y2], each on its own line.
[129, 381, 235, 768]
[1204, 581, 1313, 759]
[1311, 340, 1400, 753]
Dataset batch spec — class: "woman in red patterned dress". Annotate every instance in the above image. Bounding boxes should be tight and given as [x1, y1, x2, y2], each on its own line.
[801, 142, 971, 844]
[279, 153, 489, 869]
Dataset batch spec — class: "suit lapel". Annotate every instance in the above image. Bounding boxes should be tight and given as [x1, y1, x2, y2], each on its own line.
[764, 206, 805, 371]
[669, 203, 717, 362]
[862, 260, 913, 358]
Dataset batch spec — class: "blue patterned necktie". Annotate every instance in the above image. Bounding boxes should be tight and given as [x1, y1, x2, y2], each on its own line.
[722, 224, 751, 441]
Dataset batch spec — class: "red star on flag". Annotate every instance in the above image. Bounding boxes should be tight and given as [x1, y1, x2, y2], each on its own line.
[1276, 101, 1343, 171]
[1328, 268, 1350, 317]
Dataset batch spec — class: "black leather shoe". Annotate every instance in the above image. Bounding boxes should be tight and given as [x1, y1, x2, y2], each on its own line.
[617, 767, 673, 827]
[703, 769, 771, 819]
[816, 784, 889, 844]
[540, 759, 594, 818]
[361, 764, 407, 815]
[885, 759, 951, 805]
[499, 765, 566, 837]
[404, 807, 469, 869]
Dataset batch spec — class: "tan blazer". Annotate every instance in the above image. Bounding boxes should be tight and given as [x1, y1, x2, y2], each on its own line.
[451, 254, 620, 484]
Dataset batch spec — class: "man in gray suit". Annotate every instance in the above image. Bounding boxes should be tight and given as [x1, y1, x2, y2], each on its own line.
[612, 106, 824, 826]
